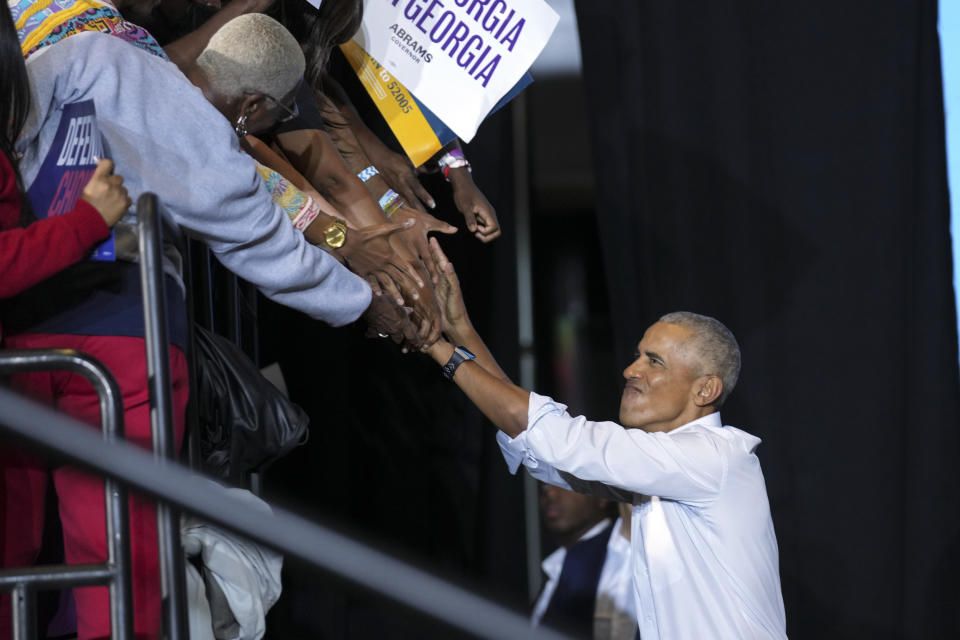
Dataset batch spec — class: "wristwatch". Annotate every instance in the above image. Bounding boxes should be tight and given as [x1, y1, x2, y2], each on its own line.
[442, 346, 476, 380]
[322, 217, 347, 249]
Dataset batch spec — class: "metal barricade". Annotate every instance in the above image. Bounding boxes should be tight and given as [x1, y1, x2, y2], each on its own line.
[0, 387, 574, 640]
[136, 193, 189, 639]
[0, 191, 186, 639]
[0, 349, 134, 640]
[0, 192, 565, 639]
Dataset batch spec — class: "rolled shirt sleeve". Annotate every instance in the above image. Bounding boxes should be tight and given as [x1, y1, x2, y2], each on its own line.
[500, 392, 727, 505]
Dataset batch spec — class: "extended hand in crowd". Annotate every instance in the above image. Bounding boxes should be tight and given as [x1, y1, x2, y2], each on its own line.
[404, 270, 443, 348]
[388, 205, 457, 285]
[361, 285, 420, 348]
[318, 77, 500, 243]
[378, 146, 500, 243]
[338, 215, 444, 347]
[340, 125, 500, 243]
[80, 158, 131, 227]
[365, 144, 437, 213]
[423, 237, 511, 381]
[447, 166, 500, 243]
[338, 219, 419, 305]
[320, 216, 441, 347]
[364, 272, 439, 350]
[428, 236, 469, 339]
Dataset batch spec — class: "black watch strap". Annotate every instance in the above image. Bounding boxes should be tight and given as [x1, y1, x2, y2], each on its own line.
[442, 346, 476, 380]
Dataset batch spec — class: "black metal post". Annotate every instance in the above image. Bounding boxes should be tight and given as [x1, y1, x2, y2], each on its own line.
[136, 193, 189, 639]
[183, 239, 202, 471]
[224, 272, 241, 346]
[0, 564, 113, 589]
[10, 585, 34, 640]
[0, 350, 133, 639]
[241, 280, 259, 367]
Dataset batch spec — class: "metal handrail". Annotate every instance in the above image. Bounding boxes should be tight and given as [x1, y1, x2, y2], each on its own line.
[0, 387, 573, 640]
[0, 349, 134, 640]
[136, 193, 189, 639]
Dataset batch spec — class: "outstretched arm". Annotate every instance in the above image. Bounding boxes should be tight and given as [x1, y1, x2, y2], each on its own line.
[314, 91, 457, 284]
[422, 243, 633, 501]
[321, 74, 437, 212]
[421, 239, 721, 503]
[427, 339, 530, 438]
[271, 126, 445, 345]
[423, 238, 529, 437]
[433, 140, 501, 243]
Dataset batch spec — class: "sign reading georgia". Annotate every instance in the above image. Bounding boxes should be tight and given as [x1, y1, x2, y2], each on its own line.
[355, 0, 559, 141]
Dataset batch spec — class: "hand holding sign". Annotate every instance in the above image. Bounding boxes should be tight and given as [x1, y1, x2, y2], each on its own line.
[80, 158, 131, 228]
[28, 100, 117, 260]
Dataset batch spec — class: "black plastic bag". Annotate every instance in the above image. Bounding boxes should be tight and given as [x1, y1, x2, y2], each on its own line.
[194, 326, 308, 482]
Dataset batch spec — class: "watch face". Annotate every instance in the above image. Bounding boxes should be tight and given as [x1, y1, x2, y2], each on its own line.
[325, 223, 346, 248]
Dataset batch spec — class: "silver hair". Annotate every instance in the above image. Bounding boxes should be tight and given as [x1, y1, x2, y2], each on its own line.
[196, 14, 305, 103]
[659, 311, 741, 407]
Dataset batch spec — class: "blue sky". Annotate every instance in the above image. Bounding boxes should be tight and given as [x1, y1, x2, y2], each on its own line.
[940, 0, 960, 342]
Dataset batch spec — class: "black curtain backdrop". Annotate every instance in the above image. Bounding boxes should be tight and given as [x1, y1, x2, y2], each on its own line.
[575, 1, 960, 637]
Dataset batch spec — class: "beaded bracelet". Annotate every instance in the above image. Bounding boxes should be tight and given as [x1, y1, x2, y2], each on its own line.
[379, 189, 404, 217]
[357, 165, 379, 182]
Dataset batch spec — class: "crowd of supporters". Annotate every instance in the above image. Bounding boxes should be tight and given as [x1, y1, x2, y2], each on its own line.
[0, 0, 500, 636]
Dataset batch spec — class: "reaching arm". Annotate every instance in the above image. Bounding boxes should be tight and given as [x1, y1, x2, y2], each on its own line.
[427, 339, 531, 438]
[273, 127, 391, 228]
[423, 237, 528, 436]
[432, 140, 501, 243]
[422, 239, 724, 502]
[245, 134, 331, 207]
[271, 126, 443, 344]
[312, 92, 457, 284]
[19, 32, 372, 326]
[246, 135, 424, 341]
[321, 74, 436, 211]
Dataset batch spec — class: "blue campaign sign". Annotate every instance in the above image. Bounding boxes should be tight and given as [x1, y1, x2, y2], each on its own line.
[27, 100, 115, 261]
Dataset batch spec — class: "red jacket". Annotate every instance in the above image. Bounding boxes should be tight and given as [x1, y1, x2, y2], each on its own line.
[0, 151, 108, 300]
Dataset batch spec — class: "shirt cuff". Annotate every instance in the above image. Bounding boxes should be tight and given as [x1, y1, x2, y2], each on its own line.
[496, 391, 568, 474]
[495, 431, 526, 474]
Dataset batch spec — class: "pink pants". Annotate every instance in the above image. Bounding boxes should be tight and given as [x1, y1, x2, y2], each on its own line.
[0, 334, 188, 640]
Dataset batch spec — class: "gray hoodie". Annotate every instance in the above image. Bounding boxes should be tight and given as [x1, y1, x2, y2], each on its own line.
[17, 31, 371, 327]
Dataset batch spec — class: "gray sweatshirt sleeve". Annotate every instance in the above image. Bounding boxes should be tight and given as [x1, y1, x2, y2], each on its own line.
[19, 33, 371, 326]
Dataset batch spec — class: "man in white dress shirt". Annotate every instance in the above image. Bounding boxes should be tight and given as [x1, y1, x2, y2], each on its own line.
[424, 240, 787, 639]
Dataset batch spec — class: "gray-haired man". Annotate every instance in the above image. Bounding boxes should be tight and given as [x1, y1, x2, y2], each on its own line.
[423, 239, 787, 639]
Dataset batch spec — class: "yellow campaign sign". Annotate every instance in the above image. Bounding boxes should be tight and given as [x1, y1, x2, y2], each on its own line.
[339, 39, 443, 167]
